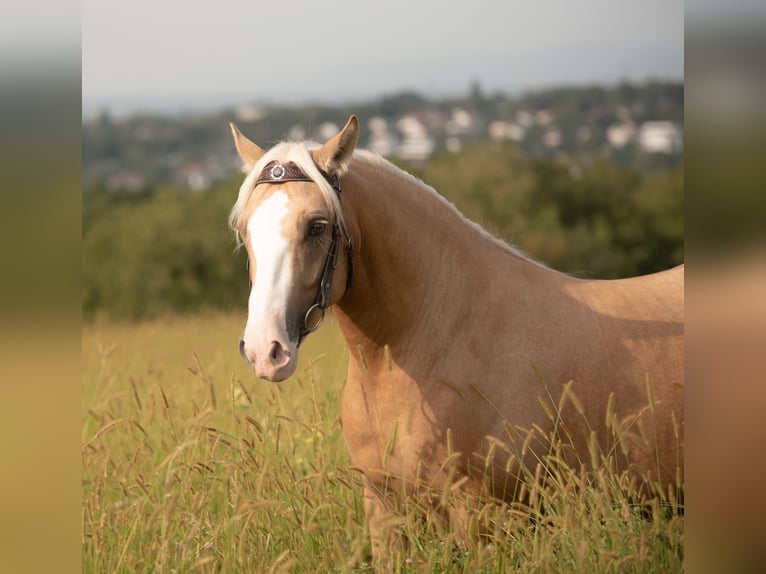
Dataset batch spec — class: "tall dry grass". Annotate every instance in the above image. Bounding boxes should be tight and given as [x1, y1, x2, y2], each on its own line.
[82, 312, 682, 573]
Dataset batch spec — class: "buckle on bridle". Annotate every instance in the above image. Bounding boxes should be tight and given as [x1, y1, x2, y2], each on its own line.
[269, 164, 286, 180]
[303, 303, 325, 334]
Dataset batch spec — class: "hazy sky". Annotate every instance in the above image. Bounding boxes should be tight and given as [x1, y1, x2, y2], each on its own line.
[82, 0, 683, 114]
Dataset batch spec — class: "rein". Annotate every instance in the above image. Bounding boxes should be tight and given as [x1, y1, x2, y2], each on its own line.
[254, 161, 354, 341]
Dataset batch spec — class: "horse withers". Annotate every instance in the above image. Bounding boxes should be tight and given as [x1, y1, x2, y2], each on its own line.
[229, 115, 684, 559]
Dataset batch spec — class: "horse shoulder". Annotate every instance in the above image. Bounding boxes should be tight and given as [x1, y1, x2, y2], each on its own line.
[341, 359, 446, 486]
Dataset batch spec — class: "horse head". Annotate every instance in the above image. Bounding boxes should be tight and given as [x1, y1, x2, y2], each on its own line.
[229, 116, 358, 381]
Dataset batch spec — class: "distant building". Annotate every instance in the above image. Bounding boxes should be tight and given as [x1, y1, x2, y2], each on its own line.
[316, 122, 340, 141]
[367, 116, 397, 156]
[177, 162, 212, 191]
[488, 120, 525, 142]
[235, 105, 266, 123]
[446, 108, 474, 135]
[444, 107, 480, 153]
[535, 109, 554, 126]
[606, 121, 637, 148]
[287, 125, 307, 141]
[638, 121, 683, 154]
[543, 127, 563, 149]
[395, 115, 434, 162]
[106, 170, 146, 192]
[515, 110, 534, 128]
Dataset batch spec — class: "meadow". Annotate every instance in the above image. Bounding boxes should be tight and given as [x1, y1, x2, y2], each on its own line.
[82, 312, 683, 573]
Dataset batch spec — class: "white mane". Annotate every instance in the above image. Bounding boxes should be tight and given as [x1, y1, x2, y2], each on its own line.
[230, 141, 547, 270]
[351, 149, 550, 270]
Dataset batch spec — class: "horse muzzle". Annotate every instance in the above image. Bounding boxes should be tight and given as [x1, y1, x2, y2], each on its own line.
[239, 336, 298, 382]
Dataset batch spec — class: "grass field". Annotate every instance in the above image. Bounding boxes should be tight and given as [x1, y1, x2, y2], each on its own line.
[82, 312, 683, 573]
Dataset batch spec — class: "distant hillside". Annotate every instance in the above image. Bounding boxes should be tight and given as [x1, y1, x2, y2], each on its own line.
[82, 80, 682, 192]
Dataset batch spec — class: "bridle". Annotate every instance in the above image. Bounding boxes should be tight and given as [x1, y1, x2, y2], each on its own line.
[253, 161, 354, 342]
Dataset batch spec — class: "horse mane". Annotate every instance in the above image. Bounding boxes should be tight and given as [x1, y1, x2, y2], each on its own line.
[229, 141, 344, 242]
[351, 149, 550, 270]
[230, 140, 547, 270]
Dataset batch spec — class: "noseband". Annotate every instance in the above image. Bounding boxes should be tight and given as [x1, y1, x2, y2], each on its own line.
[254, 161, 354, 341]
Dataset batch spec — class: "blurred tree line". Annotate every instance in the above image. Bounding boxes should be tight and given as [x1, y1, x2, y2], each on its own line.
[83, 143, 683, 321]
[412, 143, 683, 278]
[83, 182, 250, 320]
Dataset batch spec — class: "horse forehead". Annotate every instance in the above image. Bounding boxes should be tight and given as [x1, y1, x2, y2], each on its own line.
[246, 190, 290, 243]
[244, 184, 324, 241]
[245, 181, 325, 221]
[283, 181, 328, 212]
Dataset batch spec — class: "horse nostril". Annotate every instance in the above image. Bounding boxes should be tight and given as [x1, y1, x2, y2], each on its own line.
[239, 339, 249, 364]
[268, 341, 291, 367]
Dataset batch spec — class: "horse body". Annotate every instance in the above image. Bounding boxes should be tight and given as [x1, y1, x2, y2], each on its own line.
[229, 116, 684, 557]
[334, 153, 683, 501]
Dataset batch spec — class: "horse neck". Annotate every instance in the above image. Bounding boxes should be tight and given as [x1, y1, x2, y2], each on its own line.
[334, 156, 542, 364]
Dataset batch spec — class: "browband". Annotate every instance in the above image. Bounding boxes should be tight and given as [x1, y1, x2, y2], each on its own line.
[255, 161, 341, 194]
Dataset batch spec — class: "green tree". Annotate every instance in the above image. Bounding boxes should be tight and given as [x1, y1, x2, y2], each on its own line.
[82, 179, 248, 320]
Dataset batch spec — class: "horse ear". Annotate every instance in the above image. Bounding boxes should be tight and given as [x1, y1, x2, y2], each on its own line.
[230, 122, 265, 170]
[312, 115, 359, 175]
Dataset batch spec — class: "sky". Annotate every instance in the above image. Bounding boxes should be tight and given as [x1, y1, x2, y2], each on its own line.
[82, 0, 683, 116]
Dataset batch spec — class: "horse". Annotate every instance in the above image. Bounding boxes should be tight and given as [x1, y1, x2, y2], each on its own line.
[228, 115, 684, 559]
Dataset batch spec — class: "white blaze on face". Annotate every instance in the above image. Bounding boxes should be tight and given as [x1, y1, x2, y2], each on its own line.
[247, 191, 291, 319]
[241, 190, 297, 377]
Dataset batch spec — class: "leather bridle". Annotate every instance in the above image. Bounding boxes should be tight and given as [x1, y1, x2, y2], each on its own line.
[254, 161, 354, 342]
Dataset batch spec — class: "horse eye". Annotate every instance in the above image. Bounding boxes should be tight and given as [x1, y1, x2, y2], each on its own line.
[308, 220, 327, 237]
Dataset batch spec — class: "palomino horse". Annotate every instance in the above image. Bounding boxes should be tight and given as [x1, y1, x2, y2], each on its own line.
[229, 115, 684, 557]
